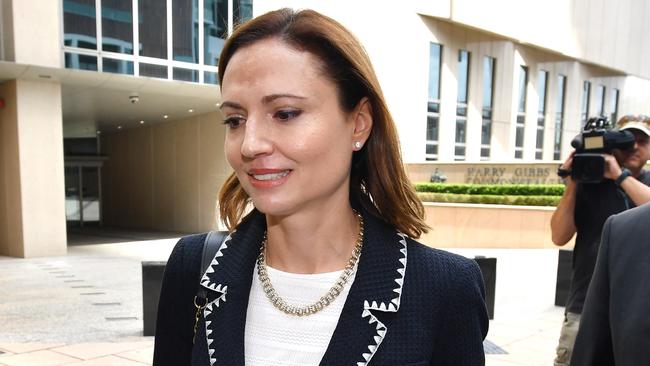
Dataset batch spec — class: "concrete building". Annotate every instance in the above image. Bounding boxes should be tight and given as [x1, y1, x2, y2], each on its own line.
[1, 0, 649, 257]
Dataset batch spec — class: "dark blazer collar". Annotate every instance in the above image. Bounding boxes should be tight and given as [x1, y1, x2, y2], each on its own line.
[321, 212, 408, 365]
[198, 209, 408, 366]
[199, 212, 265, 365]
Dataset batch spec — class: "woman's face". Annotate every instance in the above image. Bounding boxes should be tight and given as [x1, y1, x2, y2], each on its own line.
[220, 38, 370, 217]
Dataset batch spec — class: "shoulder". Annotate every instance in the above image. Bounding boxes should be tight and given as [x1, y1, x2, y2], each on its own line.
[403, 238, 489, 340]
[608, 202, 650, 229]
[165, 233, 209, 273]
[405, 238, 484, 293]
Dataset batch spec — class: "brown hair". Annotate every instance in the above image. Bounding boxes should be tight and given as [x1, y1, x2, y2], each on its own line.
[217, 8, 428, 238]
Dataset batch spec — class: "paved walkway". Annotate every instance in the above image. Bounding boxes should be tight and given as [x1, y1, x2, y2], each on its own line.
[0, 231, 565, 365]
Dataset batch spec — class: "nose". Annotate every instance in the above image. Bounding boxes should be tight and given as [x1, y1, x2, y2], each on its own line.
[240, 118, 273, 158]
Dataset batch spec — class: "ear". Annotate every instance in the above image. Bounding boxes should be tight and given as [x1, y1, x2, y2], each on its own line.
[351, 97, 373, 147]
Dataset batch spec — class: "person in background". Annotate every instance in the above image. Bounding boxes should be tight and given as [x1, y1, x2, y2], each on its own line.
[549, 114, 650, 365]
[571, 202, 650, 365]
[153, 8, 488, 366]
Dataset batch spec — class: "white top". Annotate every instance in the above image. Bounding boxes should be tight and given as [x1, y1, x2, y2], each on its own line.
[244, 264, 357, 366]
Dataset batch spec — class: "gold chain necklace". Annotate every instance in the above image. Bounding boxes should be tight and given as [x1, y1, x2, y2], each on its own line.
[256, 210, 364, 316]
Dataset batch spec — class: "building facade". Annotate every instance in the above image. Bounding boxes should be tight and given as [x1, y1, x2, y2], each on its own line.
[1, 0, 650, 257]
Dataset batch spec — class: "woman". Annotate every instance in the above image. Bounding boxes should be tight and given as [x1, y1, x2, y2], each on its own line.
[154, 8, 488, 366]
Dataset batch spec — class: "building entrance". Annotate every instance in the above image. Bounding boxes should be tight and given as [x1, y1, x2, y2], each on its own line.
[63, 137, 106, 227]
[65, 163, 103, 227]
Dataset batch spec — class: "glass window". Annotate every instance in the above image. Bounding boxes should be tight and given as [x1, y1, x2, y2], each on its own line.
[204, 0, 228, 66]
[103, 58, 134, 75]
[234, 0, 254, 25]
[63, 0, 97, 50]
[427, 101, 440, 113]
[518, 66, 528, 113]
[454, 146, 466, 159]
[595, 85, 606, 116]
[457, 50, 469, 103]
[102, 0, 133, 54]
[65, 52, 98, 70]
[516, 120, 525, 146]
[554, 75, 567, 160]
[610, 88, 619, 124]
[204, 71, 219, 85]
[426, 43, 442, 161]
[455, 118, 466, 143]
[139, 0, 167, 58]
[139, 63, 168, 79]
[173, 67, 199, 82]
[428, 43, 442, 101]
[515, 66, 528, 159]
[536, 70, 548, 160]
[537, 71, 548, 117]
[481, 56, 495, 160]
[581, 81, 591, 124]
[173, 0, 199, 63]
[481, 119, 492, 158]
[482, 57, 495, 111]
[455, 50, 470, 161]
[426, 115, 439, 141]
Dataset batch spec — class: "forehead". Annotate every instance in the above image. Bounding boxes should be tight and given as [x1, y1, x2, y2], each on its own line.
[221, 38, 335, 99]
[225, 38, 323, 78]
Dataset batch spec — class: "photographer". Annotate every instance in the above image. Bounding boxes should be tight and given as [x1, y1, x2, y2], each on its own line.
[549, 114, 650, 366]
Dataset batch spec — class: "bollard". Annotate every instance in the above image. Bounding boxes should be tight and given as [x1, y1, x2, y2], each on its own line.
[555, 249, 573, 306]
[473, 256, 496, 320]
[142, 261, 166, 337]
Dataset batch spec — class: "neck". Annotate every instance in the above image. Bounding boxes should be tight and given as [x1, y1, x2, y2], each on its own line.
[264, 202, 360, 274]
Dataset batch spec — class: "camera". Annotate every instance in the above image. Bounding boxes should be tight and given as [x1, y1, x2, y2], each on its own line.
[569, 116, 635, 183]
[129, 94, 139, 104]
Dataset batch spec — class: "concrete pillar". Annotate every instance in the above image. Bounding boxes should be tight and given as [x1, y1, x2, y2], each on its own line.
[0, 79, 66, 257]
[3, 0, 61, 67]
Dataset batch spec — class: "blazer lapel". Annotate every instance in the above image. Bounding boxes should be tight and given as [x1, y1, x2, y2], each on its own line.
[320, 213, 408, 366]
[198, 213, 266, 366]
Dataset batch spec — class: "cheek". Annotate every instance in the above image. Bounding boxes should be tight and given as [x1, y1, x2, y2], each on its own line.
[224, 135, 241, 167]
[641, 145, 650, 158]
[299, 129, 351, 163]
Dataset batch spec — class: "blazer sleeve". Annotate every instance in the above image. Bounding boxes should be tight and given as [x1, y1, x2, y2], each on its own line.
[433, 258, 489, 365]
[153, 236, 203, 366]
[570, 215, 615, 366]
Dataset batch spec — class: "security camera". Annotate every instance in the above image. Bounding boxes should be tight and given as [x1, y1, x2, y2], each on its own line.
[129, 94, 139, 104]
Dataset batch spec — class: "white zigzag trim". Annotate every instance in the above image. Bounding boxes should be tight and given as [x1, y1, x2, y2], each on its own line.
[357, 232, 408, 365]
[199, 231, 234, 366]
[363, 232, 407, 313]
[358, 307, 388, 366]
[203, 291, 227, 366]
[200, 232, 234, 284]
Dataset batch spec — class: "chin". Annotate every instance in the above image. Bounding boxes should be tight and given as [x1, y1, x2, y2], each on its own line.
[250, 198, 295, 217]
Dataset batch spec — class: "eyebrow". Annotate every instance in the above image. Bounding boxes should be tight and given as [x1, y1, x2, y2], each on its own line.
[220, 94, 307, 110]
[219, 101, 244, 111]
[261, 93, 307, 104]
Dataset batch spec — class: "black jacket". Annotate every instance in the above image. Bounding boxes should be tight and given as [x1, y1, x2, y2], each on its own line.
[571, 202, 650, 366]
[154, 210, 488, 365]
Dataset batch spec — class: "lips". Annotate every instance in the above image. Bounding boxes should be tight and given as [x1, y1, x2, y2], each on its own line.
[250, 170, 290, 181]
[247, 169, 292, 186]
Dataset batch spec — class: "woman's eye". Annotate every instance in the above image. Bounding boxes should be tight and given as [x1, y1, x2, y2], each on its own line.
[223, 117, 245, 129]
[275, 109, 302, 121]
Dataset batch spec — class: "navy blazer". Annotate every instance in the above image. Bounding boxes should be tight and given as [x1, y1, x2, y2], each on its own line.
[571, 202, 650, 366]
[154, 210, 489, 365]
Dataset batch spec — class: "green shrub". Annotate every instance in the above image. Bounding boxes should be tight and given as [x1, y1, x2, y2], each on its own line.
[414, 183, 565, 196]
[416, 192, 561, 207]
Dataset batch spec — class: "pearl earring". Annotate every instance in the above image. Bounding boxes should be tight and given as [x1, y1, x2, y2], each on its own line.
[354, 141, 362, 149]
